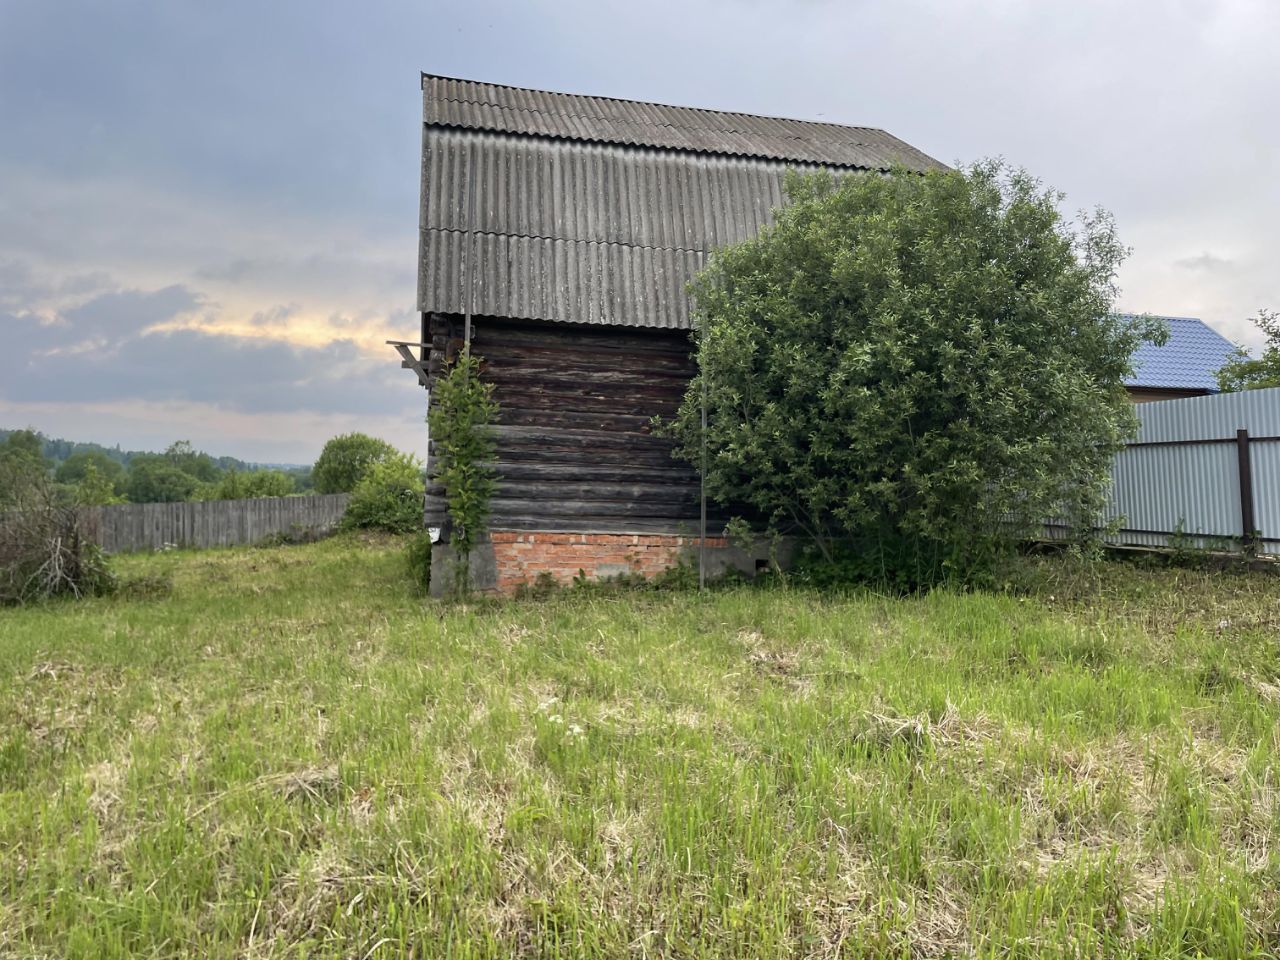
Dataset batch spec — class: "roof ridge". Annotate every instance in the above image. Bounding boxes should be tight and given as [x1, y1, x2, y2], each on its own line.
[430, 94, 886, 150]
[424, 119, 892, 172]
[420, 71, 893, 138]
[423, 225, 713, 257]
[1117, 312, 1206, 323]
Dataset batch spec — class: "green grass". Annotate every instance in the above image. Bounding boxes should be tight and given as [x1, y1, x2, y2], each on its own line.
[1, 536, 1278, 958]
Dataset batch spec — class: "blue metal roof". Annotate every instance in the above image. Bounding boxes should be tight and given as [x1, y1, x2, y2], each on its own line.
[1124, 315, 1239, 392]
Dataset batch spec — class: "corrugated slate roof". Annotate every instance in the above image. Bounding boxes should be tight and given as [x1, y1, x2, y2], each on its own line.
[1125, 316, 1239, 391]
[417, 74, 946, 329]
[422, 74, 947, 172]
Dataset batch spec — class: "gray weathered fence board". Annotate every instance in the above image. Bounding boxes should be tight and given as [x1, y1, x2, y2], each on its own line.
[80, 494, 350, 553]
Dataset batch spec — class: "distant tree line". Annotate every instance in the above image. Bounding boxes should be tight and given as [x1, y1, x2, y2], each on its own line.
[0, 430, 307, 475]
[0, 430, 313, 505]
[0, 431, 425, 527]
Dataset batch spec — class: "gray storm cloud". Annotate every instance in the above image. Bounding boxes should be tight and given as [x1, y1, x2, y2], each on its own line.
[1, 0, 1275, 458]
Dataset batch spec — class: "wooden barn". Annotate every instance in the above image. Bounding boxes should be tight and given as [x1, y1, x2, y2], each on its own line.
[395, 74, 945, 593]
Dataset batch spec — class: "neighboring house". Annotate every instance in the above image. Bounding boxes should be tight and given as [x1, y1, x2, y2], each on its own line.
[398, 73, 945, 593]
[1124, 315, 1239, 402]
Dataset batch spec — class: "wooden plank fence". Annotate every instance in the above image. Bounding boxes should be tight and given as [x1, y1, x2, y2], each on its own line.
[80, 494, 351, 553]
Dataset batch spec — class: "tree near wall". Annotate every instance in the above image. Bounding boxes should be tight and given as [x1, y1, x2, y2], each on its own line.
[665, 161, 1164, 586]
[312, 433, 397, 494]
[1216, 309, 1280, 391]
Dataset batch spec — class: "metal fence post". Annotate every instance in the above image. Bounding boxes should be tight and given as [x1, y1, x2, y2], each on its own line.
[699, 369, 707, 591]
[1236, 428, 1256, 552]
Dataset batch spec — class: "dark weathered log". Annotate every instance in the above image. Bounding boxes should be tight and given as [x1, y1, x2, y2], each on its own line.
[427, 459, 696, 485]
[492, 384, 685, 416]
[478, 344, 695, 376]
[429, 481, 700, 505]
[480, 361, 693, 389]
[492, 423, 675, 447]
[492, 462, 699, 484]
[494, 408, 660, 433]
[492, 515, 722, 535]
[425, 314, 708, 533]
[474, 323, 687, 352]
[487, 497, 707, 520]
[472, 322, 694, 358]
[495, 446, 683, 469]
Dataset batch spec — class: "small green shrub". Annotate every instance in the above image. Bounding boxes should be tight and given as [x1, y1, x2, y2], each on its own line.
[787, 536, 1016, 592]
[513, 571, 561, 600]
[512, 560, 720, 600]
[194, 469, 295, 501]
[73, 461, 126, 505]
[341, 453, 425, 534]
[405, 531, 433, 590]
[427, 352, 498, 595]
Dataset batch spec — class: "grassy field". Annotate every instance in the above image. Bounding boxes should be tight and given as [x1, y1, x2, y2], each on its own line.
[1, 536, 1278, 958]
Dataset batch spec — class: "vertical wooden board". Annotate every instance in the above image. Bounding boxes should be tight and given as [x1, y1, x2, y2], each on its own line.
[82, 495, 353, 553]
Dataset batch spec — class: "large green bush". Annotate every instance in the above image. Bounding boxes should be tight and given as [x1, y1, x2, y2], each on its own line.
[665, 161, 1164, 587]
[341, 452, 425, 534]
[312, 433, 396, 494]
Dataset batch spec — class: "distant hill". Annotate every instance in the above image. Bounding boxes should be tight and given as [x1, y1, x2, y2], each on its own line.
[0, 429, 309, 472]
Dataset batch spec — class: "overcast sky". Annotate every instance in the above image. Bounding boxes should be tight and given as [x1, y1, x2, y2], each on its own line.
[2, 0, 1276, 463]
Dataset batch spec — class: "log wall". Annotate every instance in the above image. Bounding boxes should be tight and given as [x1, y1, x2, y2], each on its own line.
[425, 314, 721, 535]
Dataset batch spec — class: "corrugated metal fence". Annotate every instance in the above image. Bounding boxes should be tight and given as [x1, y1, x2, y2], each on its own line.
[1048, 388, 1280, 555]
[81, 494, 350, 554]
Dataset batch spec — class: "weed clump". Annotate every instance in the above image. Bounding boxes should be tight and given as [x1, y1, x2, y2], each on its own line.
[405, 531, 433, 591]
[0, 458, 115, 604]
[115, 572, 173, 600]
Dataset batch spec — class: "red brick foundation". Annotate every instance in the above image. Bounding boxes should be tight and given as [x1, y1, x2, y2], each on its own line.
[490, 531, 728, 594]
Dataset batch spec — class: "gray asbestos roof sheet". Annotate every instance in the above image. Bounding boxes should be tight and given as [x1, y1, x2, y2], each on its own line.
[422, 74, 946, 173]
[418, 74, 947, 329]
